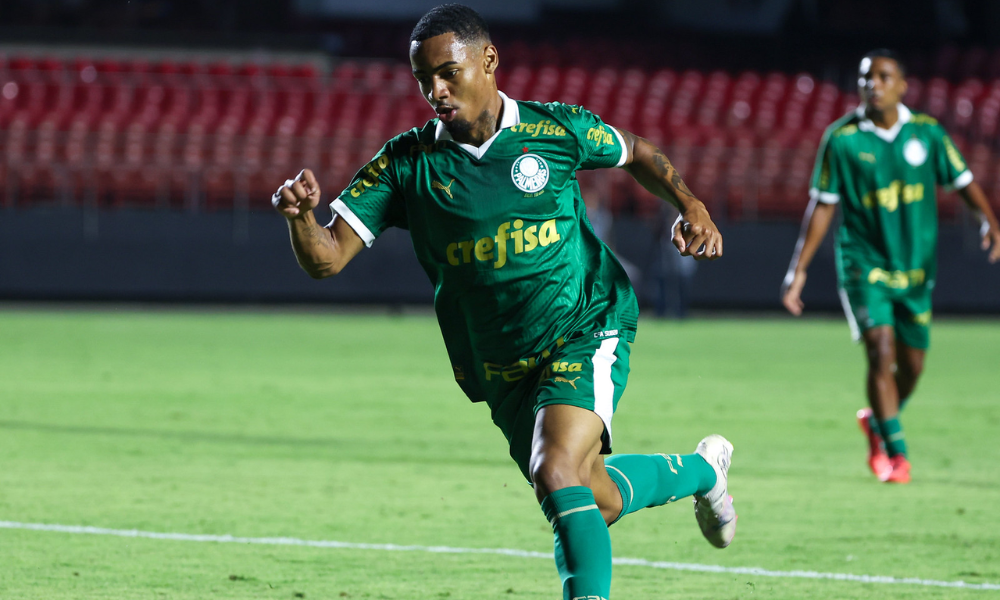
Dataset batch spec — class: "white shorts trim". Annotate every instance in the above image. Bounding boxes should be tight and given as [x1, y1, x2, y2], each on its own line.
[330, 198, 376, 248]
[838, 287, 861, 343]
[592, 337, 620, 445]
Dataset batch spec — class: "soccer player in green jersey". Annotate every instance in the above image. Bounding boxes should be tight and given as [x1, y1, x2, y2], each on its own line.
[272, 4, 735, 598]
[782, 49, 1000, 484]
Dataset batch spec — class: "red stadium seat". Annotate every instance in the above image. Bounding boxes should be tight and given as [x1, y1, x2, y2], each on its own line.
[4, 46, 992, 218]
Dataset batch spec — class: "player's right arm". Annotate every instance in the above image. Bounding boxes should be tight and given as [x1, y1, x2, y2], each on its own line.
[273, 168, 365, 279]
[782, 199, 836, 315]
[782, 129, 842, 315]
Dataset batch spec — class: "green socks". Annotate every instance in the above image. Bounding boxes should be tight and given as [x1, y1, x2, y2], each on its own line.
[867, 396, 910, 443]
[604, 453, 717, 523]
[538, 457, 718, 598]
[540, 486, 612, 600]
[877, 416, 908, 457]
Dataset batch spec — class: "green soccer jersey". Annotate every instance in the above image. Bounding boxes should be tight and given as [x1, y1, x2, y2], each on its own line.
[331, 92, 639, 406]
[810, 104, 972, 290]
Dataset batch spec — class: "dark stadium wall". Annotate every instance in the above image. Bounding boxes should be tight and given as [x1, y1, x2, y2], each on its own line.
[1, 208, 998, 312]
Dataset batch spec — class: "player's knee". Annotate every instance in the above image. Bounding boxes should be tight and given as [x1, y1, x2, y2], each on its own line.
[530, 451, 588, 497]
[864, 334, 895, 373]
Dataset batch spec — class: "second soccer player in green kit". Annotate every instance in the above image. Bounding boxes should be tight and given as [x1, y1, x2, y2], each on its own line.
[272, 4, 735, 599]
[782, 49, 1000, 484]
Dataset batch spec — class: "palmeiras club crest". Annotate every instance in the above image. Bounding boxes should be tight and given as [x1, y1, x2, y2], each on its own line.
[903, 137, 928, 167]
[511, 154, 550, 193]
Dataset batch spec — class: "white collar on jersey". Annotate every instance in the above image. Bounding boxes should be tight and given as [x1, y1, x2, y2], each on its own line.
[856, 103, 912, 143]
[434, 90, 520, 160]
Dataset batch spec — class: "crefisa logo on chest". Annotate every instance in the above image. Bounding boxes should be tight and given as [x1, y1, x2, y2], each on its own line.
[511, 154, 550, 193]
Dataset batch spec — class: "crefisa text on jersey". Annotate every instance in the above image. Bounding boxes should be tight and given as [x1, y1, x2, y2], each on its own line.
[445, 218, 562, 268]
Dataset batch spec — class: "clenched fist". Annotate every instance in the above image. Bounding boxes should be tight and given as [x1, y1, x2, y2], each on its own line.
[671, 205, 723, 260]
[272, 169, 322, 219]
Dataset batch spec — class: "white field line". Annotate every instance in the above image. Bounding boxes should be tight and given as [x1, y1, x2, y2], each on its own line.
[2, 520, 998, 591]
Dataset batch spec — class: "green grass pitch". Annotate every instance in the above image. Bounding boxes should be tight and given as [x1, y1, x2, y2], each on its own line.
[0, 308, 998, 599]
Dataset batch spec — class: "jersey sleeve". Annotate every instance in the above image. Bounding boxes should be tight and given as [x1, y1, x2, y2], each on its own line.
[330, 142, 407, 247]
[809, 128, 843, 204]
[932, 126, 973, 191]
[558, 104, 628, 171]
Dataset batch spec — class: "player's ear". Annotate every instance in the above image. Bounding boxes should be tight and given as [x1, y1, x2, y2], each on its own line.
[483, 44, 498, 77]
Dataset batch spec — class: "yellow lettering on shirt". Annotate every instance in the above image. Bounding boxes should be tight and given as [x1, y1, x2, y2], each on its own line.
[943, 135, 966, 172]
[444, 219, 560, 269]
[863, 181, 923, 211]
[349, 153, 392, 197]
[474, 237, 494, 261]
[524, 225, 539, 251]
[866, 268, 926, 289]
[510, 120, 566, 137]
[539, 220, 561, 246]
[586, 125, 615, 147]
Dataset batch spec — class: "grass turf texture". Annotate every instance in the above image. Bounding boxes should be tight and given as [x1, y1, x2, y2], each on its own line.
[0, 309, 998, 599]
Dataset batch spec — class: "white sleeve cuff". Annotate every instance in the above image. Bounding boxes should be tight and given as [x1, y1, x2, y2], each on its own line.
[610, 126, 628, 168]
[944, 170, 973, 192]
[330, 198, 376, 248]
[809, 188, 840, 204]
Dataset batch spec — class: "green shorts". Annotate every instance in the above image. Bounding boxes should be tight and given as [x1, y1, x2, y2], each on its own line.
[839, 278, 932, 350]
[489, 332, 632, 483]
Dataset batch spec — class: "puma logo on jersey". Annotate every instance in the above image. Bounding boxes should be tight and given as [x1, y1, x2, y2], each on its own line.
[553, 376, 581, 389]
[432, 178, 455, 199]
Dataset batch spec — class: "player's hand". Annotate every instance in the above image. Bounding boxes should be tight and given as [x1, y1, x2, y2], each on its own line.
[671, 204, 723, 260]
[781, 270, 807, 316]
[272, 169, 321, 219]
[981, 220, 1000, 264]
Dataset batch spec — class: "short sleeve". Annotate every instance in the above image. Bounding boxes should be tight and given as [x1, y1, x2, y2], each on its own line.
[809, 130, 842, 204]
[933, 127, 973, 191]
[559, 104, 627, 171]
[330, 143, 407, 247]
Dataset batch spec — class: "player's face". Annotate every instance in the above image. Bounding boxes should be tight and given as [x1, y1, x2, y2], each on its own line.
[410, 32, 498, 133]
[858, 57, 907, 112]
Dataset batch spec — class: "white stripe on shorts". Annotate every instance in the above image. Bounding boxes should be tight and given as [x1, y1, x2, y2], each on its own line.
[838, 287, 861, 343]
[592, 337, 620, 445]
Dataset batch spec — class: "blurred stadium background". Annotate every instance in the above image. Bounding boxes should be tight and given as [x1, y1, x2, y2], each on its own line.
[1, 0, 998, 312]
[3, 3, 1000, 599]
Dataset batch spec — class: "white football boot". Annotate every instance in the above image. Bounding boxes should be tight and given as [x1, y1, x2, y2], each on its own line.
[693, 434, 736, 548]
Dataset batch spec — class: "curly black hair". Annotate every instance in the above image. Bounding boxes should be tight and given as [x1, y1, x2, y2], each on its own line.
[410, 4, 491, 46]
[861, 48, 906, 77]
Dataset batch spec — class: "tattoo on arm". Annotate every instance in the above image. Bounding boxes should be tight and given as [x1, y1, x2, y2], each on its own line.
[303, 222, 332, 248]
[651, 148, 694, 198]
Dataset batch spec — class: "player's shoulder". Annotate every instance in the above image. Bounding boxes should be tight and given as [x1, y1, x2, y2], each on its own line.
[825, 111, 863, 141]
[517, 99, 600, 129]
[377, 120, 439, 156]
[906, 110, 946, 135]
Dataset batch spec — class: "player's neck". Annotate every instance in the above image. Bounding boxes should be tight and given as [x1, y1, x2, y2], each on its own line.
[866, 104, 899, 130]
[449, 91, 504, 147]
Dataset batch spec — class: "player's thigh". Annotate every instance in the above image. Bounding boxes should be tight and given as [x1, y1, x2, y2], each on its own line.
[507, 335, 631, 483]
[534, 335, 631, 455]
[893, 290, 932, 351]
[844, 283, 895, 340]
